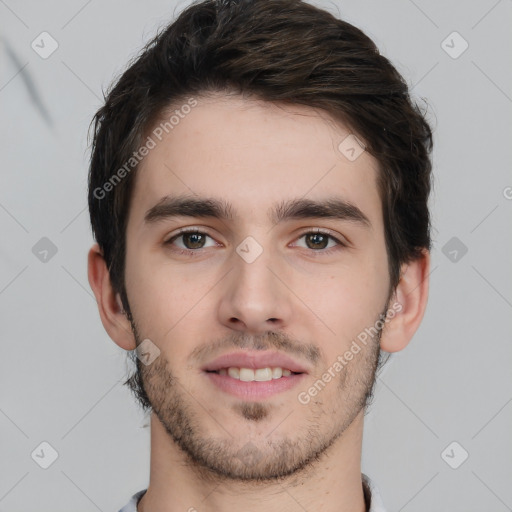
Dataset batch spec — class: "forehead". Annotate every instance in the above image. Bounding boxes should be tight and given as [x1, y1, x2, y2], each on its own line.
[128, 94, 382, 230]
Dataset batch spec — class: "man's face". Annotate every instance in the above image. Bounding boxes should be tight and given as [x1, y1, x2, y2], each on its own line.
[123, 93, 392, 480]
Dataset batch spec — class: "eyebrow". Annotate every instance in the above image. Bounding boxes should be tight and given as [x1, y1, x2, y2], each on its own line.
[144, 195, 372, 229]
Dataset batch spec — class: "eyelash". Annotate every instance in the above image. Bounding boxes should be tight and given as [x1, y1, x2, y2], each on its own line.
[164, 227, 347, 257]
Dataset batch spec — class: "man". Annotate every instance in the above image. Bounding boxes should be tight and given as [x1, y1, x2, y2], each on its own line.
[87, 0, 433, 510]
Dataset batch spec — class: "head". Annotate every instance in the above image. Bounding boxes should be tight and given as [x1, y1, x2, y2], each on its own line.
[88, 0, 432, 481]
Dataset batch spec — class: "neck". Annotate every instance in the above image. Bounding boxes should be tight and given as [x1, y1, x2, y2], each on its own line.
[137, 410, 367, 512]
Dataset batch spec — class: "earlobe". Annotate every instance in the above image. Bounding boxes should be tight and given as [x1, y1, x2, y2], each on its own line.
[380, 249, 430, 353]
[87, 243, 136, 351]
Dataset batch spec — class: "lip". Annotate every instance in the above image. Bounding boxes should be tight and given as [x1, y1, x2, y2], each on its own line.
[201, 351, 311, 401]
[201, 350, 310, 374]
[205, 371, 307, 400]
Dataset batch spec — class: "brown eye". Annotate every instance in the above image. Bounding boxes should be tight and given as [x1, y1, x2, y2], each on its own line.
[181, 232, 206, 249]
[165, 230, 217, 252]
[304, 232, 330, 250]
[295, 231, 343, 252]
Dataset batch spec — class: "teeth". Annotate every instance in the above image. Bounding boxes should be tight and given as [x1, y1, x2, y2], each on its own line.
[239, 368, 254, 382]
[255, 368, 273, 381]
[219, 367, 294, 381]
[272, 367, 282, 379]
[228, 367, 240, 379]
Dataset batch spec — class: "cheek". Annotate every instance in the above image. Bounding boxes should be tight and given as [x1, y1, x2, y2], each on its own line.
[125, 254, 216, 342]
[308, 260, 386, 350]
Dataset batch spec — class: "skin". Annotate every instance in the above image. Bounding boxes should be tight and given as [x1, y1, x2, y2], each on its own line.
[88, 92, 430, 512]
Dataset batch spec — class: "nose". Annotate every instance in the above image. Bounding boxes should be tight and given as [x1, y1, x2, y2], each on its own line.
[217, 240, 292, 334]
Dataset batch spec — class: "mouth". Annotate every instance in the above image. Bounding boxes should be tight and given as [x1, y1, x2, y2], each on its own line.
[201, 351, 309, 400]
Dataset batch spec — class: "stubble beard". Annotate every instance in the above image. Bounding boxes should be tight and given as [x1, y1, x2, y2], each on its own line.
[126, 309, 386, 483]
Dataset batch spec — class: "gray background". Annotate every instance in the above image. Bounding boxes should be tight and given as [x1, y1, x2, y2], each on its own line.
[1, 0, 511, 511]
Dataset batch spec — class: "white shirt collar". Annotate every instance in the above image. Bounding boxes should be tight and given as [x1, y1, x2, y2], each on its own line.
[362, 473, 387, 512]
[119, 474, 386, 512]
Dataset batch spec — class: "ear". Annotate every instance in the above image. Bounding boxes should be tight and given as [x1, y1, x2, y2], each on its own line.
[87, 243, 136, 351]
[380, 249, 430, 353]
